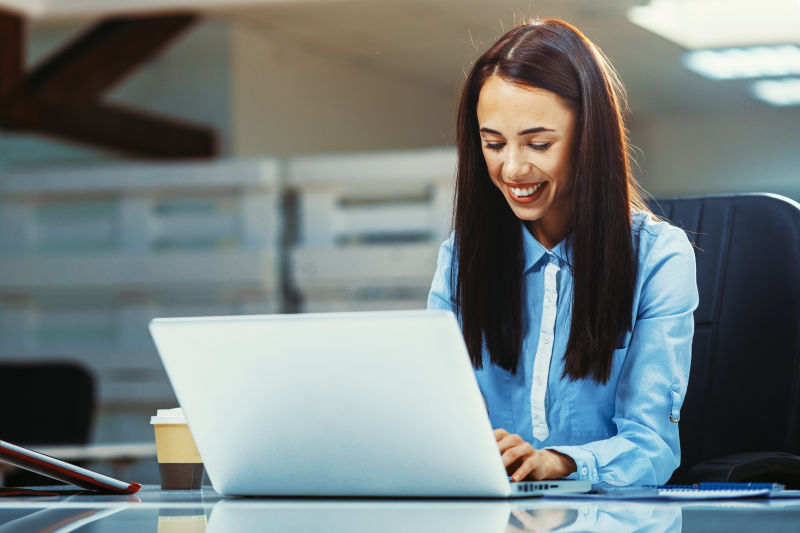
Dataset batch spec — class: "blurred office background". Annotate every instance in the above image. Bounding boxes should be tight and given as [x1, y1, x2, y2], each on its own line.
[0, 0, 798, 483]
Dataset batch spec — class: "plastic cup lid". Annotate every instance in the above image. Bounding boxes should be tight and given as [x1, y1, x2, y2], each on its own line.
[150, 407, 187, 425]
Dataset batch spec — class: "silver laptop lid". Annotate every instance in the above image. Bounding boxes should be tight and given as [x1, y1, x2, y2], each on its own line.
[150, 310, 512, 497]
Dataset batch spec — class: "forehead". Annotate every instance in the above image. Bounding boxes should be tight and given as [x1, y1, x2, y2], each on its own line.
[476, 75, 574, 132]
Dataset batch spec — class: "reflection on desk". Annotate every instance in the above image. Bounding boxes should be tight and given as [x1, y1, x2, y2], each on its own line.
[0, 493, 139, 533]
[505, 502, 681, 532]
[0, 485, 799, 533]
[207, 499, 509, 532]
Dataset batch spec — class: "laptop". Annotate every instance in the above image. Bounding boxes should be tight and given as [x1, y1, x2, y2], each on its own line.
[149, 309, 591, 498]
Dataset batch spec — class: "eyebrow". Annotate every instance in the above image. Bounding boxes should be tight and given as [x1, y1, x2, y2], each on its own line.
[479, 127, 555, 136]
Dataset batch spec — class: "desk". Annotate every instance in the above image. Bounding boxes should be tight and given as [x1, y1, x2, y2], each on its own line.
[0, 486, 799, 532]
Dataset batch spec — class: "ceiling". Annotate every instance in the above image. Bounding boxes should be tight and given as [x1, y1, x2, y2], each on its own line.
[8, 0, 800, 117]
[216, 0, 797, 116]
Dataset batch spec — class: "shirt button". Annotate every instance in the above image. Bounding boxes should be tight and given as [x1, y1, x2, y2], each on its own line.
[544, 337, 551, 344]
[581, 466, 588, 477]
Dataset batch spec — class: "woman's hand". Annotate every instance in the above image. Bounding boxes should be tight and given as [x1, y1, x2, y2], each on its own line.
[494, 429, 577, 481]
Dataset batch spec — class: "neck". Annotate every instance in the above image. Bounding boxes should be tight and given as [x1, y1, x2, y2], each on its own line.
[526, 210, 571, 250]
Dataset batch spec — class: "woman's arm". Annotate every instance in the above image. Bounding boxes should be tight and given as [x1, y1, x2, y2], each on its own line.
[427, 234, 457, 312]
[429, 225, 697, 486]
[547, 224, 699, 485]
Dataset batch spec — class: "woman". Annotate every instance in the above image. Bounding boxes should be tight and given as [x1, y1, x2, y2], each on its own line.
[427, 19, 698, 486]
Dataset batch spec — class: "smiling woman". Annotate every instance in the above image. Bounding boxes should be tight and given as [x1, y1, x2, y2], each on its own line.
[427, 19, 699, 486]
[477, 77, 577, 249]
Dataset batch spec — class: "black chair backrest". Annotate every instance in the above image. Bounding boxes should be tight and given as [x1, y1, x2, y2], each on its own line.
[646, 194, 800, 482]
[0, 361, 95, 445]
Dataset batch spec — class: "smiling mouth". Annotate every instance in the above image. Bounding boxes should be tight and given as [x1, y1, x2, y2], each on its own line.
[506, 181, 546, 203]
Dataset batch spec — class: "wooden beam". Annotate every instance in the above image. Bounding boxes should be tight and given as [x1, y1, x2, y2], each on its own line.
[26, 14, 198, 103]
[5, 96, 216, 159]
[0, 12, 218, 159]
[0, 10, 23, 100]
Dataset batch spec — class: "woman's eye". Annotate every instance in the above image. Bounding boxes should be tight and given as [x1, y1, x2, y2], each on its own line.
[484, 142, 505, 151]
[529, 142, 551, 151]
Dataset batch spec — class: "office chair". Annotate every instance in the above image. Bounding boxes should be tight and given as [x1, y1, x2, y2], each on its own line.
[647, 193, 800, 487]
[0, 360, 96, 485]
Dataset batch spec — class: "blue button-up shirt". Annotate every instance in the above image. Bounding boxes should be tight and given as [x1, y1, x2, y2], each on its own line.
[427, 211, 698, 486]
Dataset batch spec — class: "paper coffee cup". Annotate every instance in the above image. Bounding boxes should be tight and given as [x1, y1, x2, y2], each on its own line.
[151, 408, 204, 490]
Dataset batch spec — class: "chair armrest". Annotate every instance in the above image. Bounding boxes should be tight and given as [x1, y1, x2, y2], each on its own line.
[688, 451, 800, 488]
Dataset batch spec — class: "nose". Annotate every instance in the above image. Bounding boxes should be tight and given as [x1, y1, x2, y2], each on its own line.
[503, 146, 532, 182]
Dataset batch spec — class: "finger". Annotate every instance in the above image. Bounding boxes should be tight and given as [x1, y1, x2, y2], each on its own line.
[509, 510, 537, 530]
[511, 461, 534, 482]
[496, 434, 524, 453]
[501, 442, 533, 468]
[511, 452, 544, 482]
[511, 510, 546, 530]
[494, 428, 510, 441]
[513, 509, 571, 531]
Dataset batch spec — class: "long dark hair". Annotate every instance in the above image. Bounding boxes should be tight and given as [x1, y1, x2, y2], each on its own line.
[453, 19, 647, 384]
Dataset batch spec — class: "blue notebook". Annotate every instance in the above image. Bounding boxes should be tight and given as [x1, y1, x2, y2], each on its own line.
[547, 482, 790, 500]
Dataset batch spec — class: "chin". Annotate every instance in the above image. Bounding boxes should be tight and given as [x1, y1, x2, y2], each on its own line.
[510, 207, 545, 223]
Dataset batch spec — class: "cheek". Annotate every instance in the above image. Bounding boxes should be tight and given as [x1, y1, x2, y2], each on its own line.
[547, 150, 573, 183]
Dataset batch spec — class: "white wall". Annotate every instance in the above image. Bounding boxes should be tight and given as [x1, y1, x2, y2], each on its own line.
[631, 108, 800, 203]
[229, 23, 456, 157]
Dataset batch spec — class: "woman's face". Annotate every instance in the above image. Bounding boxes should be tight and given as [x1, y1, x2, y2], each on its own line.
[476, 75, 577, 248]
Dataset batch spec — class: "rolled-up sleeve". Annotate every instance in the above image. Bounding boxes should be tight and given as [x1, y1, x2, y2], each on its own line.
[549, 225, 699, 486]
[427, 234, 457, 312]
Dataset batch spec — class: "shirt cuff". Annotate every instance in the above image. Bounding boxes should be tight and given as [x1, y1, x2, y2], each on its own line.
[547, 445, 600, 483]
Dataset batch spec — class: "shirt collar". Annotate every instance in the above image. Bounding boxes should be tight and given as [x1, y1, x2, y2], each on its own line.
[522, 222, 572, 274]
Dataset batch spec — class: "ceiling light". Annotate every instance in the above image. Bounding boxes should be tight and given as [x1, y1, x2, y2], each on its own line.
[683, 45, 800, 80]
[751, 78, 800, 106]
[628, 0, 800, 49]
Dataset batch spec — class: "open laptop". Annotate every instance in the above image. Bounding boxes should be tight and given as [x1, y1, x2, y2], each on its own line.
[149, 309, 591, 498]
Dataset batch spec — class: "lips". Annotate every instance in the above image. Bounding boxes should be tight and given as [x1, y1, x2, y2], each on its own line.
[506, 181, 546, 203]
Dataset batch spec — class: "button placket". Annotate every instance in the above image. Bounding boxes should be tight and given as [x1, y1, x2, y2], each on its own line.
[530, 259, 560, 441]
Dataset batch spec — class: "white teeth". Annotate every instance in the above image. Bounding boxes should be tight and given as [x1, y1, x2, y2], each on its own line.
[510, 182, 543, 197]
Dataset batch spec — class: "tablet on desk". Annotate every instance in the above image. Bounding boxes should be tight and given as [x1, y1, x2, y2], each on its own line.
[0, 439, 141, 494]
